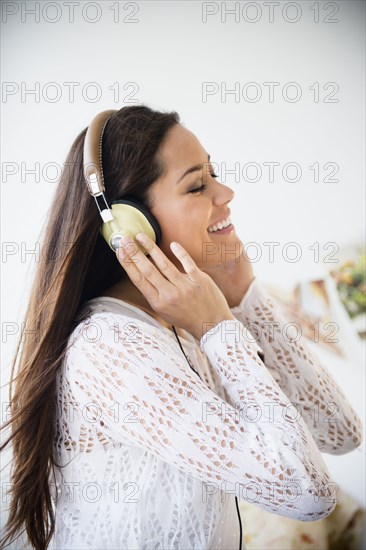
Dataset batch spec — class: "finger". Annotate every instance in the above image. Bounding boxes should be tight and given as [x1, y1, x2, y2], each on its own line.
[116, 235, 173, 299]
[169, 241, 200, 280]
[117, 238, 139, 263]
[135, 233, 182, 284]
[116, 241, 159, 303]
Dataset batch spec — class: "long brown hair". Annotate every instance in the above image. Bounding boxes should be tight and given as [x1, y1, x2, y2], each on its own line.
[0, 104, 180, 550]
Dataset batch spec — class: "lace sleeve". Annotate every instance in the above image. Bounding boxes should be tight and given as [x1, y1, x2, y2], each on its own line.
[229, 278, 363, 455]
[64, 311, 338, 521]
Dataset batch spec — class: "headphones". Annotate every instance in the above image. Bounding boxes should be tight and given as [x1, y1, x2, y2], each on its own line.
[83, 109, 162, 254]
[82, 109, 243, 550]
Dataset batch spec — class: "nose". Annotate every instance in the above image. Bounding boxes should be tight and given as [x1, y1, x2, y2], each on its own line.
[212, 179, 235, 205]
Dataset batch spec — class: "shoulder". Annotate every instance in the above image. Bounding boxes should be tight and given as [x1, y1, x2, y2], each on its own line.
[65, 309, 175, 357]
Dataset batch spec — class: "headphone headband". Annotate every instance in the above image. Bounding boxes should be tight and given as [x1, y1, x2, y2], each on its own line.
[83, 109, 117, 196]
[82, 108, 162, 252]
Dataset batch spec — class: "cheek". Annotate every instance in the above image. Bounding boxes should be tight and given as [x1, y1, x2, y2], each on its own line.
[154, 205, 201, 241]
[151, 200, 209, 261]
[158, 226, 205, 267]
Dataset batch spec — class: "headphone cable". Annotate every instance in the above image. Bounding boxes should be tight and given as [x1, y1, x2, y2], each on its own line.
[171, 325, 202, 380]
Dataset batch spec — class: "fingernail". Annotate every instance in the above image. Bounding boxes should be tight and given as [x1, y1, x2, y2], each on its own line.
[170, 242, 180, 252]
[116, 242, 126, 254]
[120, 234, 132, 244]
[136, 232, 148, 242]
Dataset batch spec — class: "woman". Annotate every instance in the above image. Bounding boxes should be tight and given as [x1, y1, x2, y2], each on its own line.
[1, 105, 362, 550]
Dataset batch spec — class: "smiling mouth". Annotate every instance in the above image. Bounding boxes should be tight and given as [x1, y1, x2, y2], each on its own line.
[207, 215, 232, 233]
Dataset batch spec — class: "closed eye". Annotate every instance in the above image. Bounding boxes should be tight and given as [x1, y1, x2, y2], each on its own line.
[189, 173, 218, 193]
[189, 184, 207, 194]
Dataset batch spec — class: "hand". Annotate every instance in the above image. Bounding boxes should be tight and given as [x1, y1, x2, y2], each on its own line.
[201, 236, 255, 308]
[116, 233, 236, 340]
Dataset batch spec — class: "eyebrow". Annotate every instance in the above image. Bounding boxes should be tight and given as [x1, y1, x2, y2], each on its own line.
[176, 154, 211, 184]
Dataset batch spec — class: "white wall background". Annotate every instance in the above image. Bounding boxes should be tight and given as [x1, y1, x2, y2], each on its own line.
[1, 0, 365, 541]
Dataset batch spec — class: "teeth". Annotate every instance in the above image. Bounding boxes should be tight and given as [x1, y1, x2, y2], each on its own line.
[208, 216, 231, 233]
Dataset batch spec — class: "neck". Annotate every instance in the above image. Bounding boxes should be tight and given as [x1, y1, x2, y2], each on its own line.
[101, 277, 174, 332]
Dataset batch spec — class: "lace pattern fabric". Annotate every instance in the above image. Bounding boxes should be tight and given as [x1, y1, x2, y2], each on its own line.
[230, 279, 363, 455]
[49, 278, 362, 549]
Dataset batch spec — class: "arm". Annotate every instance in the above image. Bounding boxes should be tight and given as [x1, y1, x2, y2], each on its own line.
[65, 310, 338, 521]
[229, 277, 363, 455]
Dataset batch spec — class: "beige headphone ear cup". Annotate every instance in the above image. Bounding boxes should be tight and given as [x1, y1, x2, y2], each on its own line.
[112, 197, 162, 244]
[100, 202, 161, 253]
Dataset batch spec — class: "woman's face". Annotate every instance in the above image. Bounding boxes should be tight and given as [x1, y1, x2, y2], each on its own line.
[148, 124, 243, 271]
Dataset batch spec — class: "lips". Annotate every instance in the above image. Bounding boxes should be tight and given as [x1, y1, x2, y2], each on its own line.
[207, 211, 231, 230]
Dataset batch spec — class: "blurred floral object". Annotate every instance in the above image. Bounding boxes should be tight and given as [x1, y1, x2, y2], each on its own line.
[264, 246, 366, 354]
[328, 248, 366, 341]
[330, 251, 366, 319]
[240, 487, 365, 550]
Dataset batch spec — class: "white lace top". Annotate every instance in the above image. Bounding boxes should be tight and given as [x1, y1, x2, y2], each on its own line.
[49, 278, 362, 550]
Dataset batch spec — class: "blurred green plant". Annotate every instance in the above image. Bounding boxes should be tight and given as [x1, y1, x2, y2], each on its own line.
[330, 250, 366, 318]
